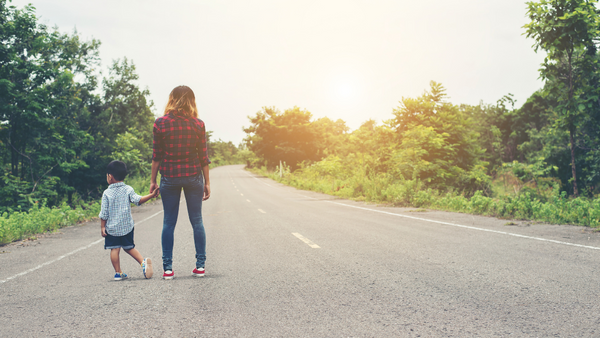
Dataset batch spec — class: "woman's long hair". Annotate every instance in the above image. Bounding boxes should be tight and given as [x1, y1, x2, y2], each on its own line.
[164, 85, 198, 118]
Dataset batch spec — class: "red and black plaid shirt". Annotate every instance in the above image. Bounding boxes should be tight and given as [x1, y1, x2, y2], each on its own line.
[152, 110, 211, 177]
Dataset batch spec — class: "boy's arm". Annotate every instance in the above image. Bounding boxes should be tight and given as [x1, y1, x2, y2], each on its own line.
[99, 193, 109, 237]
[138, 189, 159, 205]
[100, 219, 107, 237]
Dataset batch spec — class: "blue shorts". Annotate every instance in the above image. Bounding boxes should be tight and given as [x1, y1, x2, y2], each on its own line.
[104, 228, 135, 250]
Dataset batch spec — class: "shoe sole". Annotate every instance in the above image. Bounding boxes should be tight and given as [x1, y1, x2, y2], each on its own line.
[114, 277, 122, 281]
[144, 258, 153, 279]
[163, 275, 174, 280]
[192, 270, 205, 277]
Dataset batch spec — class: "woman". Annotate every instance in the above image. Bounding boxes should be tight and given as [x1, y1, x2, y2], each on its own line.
[150, 85, 211, 280]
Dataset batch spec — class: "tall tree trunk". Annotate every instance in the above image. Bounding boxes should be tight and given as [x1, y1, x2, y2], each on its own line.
[569, 127, 578, 196]
[567, 46, 579, 196]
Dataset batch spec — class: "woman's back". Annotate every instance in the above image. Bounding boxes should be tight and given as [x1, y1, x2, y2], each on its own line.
[153, 111, 210, 177]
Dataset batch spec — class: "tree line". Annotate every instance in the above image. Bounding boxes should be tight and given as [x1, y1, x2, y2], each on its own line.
[0, 2, 244, 214]
[244, 0, 600, 201]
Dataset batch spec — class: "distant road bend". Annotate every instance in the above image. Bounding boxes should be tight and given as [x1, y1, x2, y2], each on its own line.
[1, 164, 600, 337]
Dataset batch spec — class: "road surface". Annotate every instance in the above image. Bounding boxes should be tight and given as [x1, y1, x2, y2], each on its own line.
[1, 164, 600, 337]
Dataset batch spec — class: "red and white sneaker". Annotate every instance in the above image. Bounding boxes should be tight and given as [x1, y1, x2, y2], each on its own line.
[192, 267, 205, 277]
[163, 270, 174, 280]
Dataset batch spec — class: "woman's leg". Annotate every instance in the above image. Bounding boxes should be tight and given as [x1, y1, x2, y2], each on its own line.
[160, 176, 182, 271]
[182, 174, 206, 269]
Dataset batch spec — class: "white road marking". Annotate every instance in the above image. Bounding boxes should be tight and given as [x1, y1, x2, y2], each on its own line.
[247, 199, 251, 203]
[240, 193, 244, 196]
[292, 233, 321, 248]
[258, 209, 266, 213]
[0, 210, 164, 284]
[326, 201, 600, 251]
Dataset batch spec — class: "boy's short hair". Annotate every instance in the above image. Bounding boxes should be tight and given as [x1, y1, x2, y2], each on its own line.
[107, 160, 127, 181]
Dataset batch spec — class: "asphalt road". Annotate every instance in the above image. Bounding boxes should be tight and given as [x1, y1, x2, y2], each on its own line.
[1, 164, 600, 337]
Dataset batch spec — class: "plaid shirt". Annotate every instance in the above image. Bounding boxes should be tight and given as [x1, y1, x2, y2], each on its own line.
[152, 111, 211, 177]
[98, 182, 142, 236]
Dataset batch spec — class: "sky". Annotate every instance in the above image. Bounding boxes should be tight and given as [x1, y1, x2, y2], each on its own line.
[11, 0, 545, 144]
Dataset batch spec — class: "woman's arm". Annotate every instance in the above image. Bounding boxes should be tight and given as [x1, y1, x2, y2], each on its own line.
[150, 119, 163, 195]
[202, 164, 210, 200]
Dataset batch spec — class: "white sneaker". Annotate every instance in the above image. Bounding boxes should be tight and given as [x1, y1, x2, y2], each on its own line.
[142, 258, 153, 279]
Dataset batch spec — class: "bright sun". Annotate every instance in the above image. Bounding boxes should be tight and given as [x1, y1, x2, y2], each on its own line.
[334, 81, 358, 104]
[336, 83, 354, 99]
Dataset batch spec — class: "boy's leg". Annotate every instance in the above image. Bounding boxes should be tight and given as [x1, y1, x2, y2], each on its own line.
[160, 176, 182, 271]
[110, 248, 121, 273]
[183, 174, 206, 270]
[124, 248, 143, 265]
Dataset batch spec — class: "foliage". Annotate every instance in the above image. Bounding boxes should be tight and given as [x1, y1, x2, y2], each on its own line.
[244, 82, 491, 196]
[0, 2, 155, 212]
[0, 2, 161, 243]
[524, 0, 600, 195]
[0, 172, 157, 245]
[392, 82, 490, 194]
[253, 165, 599, 227]
[0, 1, 99, 210]
[111, 129, 152, 177]
[0, 201, 100, 245]
[207, 131, 252, 167]
[244, 77, 600, 226]
[244, 107, 333, 170]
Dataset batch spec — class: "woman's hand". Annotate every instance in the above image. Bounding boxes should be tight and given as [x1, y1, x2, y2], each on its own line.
[203, 183, 211, 201]
[150, 182, 159, 195]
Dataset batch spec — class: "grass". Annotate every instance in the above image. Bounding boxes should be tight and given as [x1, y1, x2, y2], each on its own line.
[0, 202, 101, 245]
[0, 173, 160, 245]
[249, 166, 600, 228]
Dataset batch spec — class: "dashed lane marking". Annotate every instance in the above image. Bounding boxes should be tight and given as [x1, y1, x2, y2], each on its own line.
[292, 233, 321, 248]
[247, 199, 251, 203]
[258, 209, 266, 213]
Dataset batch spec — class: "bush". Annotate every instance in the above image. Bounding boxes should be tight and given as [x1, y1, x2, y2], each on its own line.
[249, 167, 600, 227]
[0, 173, 159, 245]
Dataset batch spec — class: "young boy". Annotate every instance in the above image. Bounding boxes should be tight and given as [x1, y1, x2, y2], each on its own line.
[99, 160, 159, 280]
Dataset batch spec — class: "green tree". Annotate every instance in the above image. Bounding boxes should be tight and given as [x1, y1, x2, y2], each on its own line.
[244, 107, 321, 170]
[206, 130, 242, 166]
[312, 117, 349, 157]
[392, 81, 489, 194]
[0, 1, 100, 209]
[77, 58, 155, 196]
[524, 0, 600, 195]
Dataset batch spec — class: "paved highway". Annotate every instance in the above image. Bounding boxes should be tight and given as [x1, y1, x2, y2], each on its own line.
[1, 164, 600, 337]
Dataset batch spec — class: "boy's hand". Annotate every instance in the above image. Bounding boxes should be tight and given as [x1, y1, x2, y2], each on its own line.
[152, 188, 160, 197]
[101, 227, 107, 237]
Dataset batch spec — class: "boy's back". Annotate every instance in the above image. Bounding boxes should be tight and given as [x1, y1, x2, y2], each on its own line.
[99, 182, 142, 237]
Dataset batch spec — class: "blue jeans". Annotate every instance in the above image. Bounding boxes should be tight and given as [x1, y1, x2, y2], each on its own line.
[160, 174, 206, 271]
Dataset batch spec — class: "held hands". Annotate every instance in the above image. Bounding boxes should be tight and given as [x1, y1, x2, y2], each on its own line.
[149, 182, 160, 198]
